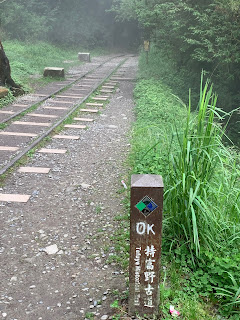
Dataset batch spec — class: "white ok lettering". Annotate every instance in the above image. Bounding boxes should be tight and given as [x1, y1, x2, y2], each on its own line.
[136, 222, 155, 235]
[136, 222, 145, 235]
[147, 224, 155, 235]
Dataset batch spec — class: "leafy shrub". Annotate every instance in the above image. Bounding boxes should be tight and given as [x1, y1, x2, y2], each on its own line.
[0, 91, 14, 109]
[172, 245, 240, 316]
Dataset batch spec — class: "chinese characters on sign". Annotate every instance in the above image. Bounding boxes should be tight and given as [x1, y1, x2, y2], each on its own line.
[144, 245, 156, 308]
[134, 237, 157, 309]
[129, 175, 164, 316]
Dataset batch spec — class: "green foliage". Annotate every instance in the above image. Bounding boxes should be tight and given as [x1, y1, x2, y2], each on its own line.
[4, 41, 79, 90]
[156, 252, 220, 319]
[114, 0, 240, 68]
[131, 78, 187, 176]
[131, 74, 240, 316]
[46, 0, 113, 47]
[159, 286, 217, 319]
[110, 300, 120, 308]
[132, 77, 240, 260]
[108, 224, 130, 270]
[85, 312, 94, 320]
[0, 0, 139, 49]
[194, 250, 240, 314]
[0, 0, 55, 41]
[0, 91, 14, 109]
[113, 0, 240, 144]
[165, 80, 240, 258]
[171, 245, 240, 316]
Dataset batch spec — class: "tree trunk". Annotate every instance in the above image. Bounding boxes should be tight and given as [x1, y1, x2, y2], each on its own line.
[0, 40, 24, 95]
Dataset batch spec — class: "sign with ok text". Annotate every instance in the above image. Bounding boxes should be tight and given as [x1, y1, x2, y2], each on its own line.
[129, 174, 164, 316]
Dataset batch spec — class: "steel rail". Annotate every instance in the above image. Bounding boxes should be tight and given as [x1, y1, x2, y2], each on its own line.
[0, 56, 128, 176]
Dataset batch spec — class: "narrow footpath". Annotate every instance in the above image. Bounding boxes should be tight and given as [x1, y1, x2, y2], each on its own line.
[0, 56, 138, 320]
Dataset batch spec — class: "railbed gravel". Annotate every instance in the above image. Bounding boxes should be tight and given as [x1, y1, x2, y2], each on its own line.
[0, 56, 138, 319]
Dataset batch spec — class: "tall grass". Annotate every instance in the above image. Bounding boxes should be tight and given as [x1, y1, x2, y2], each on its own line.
[164, 78, 240, 258]
[131, 54, 240, 314]
[132, 76, 240, 258]
[130, 74, 240, 315]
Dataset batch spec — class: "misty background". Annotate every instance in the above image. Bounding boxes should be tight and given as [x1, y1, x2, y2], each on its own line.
[0, 0, 239, 144]
[0, 0, 140, 49]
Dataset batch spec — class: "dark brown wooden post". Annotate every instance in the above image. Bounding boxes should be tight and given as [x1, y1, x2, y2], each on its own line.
[0, 40, 23, 94]
[129, 174, 164, 316]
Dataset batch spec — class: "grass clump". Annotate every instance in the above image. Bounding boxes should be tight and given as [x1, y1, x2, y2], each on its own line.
[0, 90, 15, 109]
[164, 78, 240, 260]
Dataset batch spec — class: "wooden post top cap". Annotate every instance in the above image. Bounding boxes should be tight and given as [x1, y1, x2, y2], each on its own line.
[44, 67, 64, 71]
[131, 174, 163, 188]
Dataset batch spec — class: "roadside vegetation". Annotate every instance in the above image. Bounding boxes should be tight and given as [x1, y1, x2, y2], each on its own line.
[108, 1, 240, 317]
[110, 51, 240, 319]
[112, 0, 240, 146]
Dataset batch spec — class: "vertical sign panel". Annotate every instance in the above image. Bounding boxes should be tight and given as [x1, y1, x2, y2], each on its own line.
[129, 174, 164, 316]
[144, 40, 150, 52]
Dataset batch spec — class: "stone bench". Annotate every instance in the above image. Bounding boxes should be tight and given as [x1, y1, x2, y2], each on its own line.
[0, 86, 9, 98]
[43, 67, 65, 78]
[78, 53, 91, 62]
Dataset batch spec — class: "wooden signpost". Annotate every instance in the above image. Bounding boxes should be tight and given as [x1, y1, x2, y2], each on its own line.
[144, 40, 150, 65]
[129, 174, 164, 316]
[144, 40, 150, 52]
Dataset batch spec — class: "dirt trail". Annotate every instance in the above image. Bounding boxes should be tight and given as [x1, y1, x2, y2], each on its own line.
[0, 56, 138, 320]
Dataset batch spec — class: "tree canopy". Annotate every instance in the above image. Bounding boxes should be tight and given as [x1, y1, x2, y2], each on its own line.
[0, 0, 239, 140]
[0, 0, 140, 49]
[0, 1, 106, 45]
[112, 0, 240, 141]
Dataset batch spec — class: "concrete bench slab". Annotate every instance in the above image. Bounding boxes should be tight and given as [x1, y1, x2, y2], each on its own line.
[0, 86, 9, 98]
[78, 53, 91, 62]
[43, 67, 65, 78]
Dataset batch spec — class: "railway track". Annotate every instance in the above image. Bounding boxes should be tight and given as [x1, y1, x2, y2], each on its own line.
[0, 54, 133, 176]
[0, 55, 138, 320]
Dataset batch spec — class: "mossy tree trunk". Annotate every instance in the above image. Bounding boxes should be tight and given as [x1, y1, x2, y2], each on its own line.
[0, 40, 24, 94]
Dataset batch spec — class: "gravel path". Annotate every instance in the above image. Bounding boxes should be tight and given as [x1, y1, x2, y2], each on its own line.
[0, 56, 138, 320]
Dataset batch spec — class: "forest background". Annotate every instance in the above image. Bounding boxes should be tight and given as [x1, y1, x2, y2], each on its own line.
[0, 0, 239, 144]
